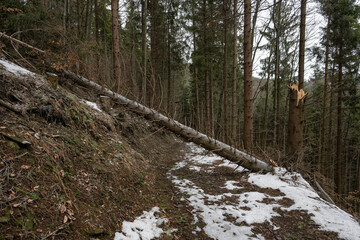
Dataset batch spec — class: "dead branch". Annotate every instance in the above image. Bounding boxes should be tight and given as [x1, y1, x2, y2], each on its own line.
[0, 99, 24, 114]
[41, 223, 69, 240]
[314, 176, 335, 205]
[0, 32, 45, 54]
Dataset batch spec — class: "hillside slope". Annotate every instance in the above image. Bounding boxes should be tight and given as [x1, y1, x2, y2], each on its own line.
[0, 59, 360, 240]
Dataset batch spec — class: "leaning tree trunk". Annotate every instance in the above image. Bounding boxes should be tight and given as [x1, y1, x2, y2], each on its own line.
[64, 71, 274, 172]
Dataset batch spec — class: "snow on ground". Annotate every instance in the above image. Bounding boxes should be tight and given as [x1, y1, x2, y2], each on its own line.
[0, 59, 36, 77]
[81, 99, 102, 112]
[222, 180, 243, 190]
[168, 142, 360, 240]
[248, 168, 360, 240]
[114, 207, 176, 240]
[185, 143, 245, 173]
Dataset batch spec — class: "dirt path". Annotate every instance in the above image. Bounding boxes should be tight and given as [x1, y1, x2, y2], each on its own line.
[145, 140, 350, 240]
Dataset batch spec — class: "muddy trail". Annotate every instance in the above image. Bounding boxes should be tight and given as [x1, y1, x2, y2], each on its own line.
[1, 59, 360, 240]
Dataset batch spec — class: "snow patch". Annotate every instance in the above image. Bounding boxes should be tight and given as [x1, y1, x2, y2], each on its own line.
[114, 207, 176, 240]
[169, 175, 271, 239]
[0, 59, 36, 77]
[189, 165, 201, 172]
[223, 180, 243, 190]
[81, 99, 102, 112]
[248, 168, 360, 240]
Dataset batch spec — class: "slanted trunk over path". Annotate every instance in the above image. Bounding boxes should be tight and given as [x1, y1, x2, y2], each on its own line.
[64, 71, 273, 172]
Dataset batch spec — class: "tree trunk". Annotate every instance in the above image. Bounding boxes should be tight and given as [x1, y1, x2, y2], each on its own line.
[65, 70, 274, 172]
[336, 46, 343, 195]
[263, 51, 272, 149]
[167, 20, 172, 115]
[287, 83, 306, 155]
[298, 0, 306, 90]
[84, 0, 90, 38]
[327, 63, 335, 180]
[94, 0, 99, 43]
[141, 0, 147, 104]
[203, 0, 211, 136]
[273, 0, 281, 147]
[320, 16, 330, 174]
[243, 0, 253, 150]
[111, 0, 121, 93]
[150, 0, 159, 108]
[210, 61, 215, 137]
[231, 0, 238, 146]
[76, 0, 83, 38]
[223, 0, 229, 143]
[251, 0, 261, 53]
[287, 0, 306, 157]
[129, 0, 138, 99]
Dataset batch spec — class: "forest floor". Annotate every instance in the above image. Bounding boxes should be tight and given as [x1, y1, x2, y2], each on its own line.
[1, 59, 360, 240]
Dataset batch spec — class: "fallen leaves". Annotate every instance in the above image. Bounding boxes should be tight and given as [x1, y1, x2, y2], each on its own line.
[59, 200, 75, 223]
[21, 165, 30, 170]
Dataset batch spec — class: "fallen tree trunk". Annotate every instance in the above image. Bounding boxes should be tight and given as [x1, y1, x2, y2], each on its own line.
[0, 32, 273, 172]
[64, 70, 273, 172]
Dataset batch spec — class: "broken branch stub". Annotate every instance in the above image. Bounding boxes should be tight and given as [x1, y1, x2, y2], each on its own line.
[288, 82, 308, 106]
[64, 70, 273, 173]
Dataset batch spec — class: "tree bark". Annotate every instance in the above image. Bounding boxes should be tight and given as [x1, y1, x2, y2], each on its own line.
[94, 0, 99, 43]
[263, 51, 272, 149]
[141, 0, 147, 104]
[243, 0, 253, 150]
[320, 16, 330, 174]
[273, 0, 281, 147]
[223, 0, 229, 143]
[336, 46, 343, 195]
[111, 0, 121, 93]
[298, 0, 306, 90]
[76, 0, 83, 38]
[287, 0, 306, 156]
[287, 83, 306, 155]
[203, 0, 211, 136]
[327, 62, 335, 180]
[64, 70, 274, 172]
[231, 0, 238, 146]
[129, 0, 138, 99]
[150, 0, 159, 108]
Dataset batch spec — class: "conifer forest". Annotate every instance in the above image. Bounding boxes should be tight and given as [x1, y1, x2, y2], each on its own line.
[1, 0, 360, 215]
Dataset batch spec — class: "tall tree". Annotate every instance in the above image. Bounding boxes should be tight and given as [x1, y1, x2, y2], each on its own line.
[222, 0, 229, 143]
[273, 0, 281, 147]
[287, 0, 307, 156]
[141, 0, 147, 104]
[319, 16, 330, 174]
[203, 0, 211, 136]
[111, 0, 121, 93]
[231, 0, 238, 146]
[243, 0, 253, 150]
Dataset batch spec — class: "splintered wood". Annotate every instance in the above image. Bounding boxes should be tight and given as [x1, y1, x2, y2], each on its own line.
[289, 82, 307, 106]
